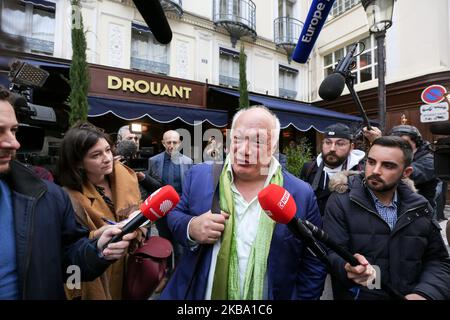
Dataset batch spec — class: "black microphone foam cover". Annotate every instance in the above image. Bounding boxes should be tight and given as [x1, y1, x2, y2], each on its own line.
[117, 139, 138, 158]
[430, 122, 450, 135]
[132, 0, 173, 44]
[318, 73, 346, 101]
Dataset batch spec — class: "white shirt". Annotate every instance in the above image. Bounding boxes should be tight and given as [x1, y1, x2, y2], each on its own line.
[197, 157, 281, 299]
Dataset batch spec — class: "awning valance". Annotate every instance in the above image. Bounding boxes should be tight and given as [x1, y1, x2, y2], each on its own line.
[88, 96, 228, 127]
[21, 0, 55, 11]
[210, 87, 372, 132]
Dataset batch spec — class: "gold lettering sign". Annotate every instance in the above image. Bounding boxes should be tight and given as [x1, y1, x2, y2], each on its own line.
[107, 76, 192, 100]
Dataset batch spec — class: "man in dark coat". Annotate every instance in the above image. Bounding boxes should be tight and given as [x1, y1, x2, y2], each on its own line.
[301, 123, 365, 216]
[324, 136, 450, 300]
[0, 86, 135, 299]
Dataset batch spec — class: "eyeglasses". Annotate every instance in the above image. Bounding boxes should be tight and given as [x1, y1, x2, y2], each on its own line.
[322, 139, 350, 149]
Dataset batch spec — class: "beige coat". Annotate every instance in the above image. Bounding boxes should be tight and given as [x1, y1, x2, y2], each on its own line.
[64, 161, 143, 300]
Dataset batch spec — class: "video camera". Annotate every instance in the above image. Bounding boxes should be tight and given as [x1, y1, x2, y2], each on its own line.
[430, 122, 450, 181]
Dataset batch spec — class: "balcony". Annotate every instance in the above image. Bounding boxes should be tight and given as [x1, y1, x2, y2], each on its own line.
[213, 0, 257, 47]
[279, 88, 297, 99]
[274, 17, 303, 63]
[219, 75, 239, 88]
[160, 0, 183, 17]
[131, 57, 170, 75]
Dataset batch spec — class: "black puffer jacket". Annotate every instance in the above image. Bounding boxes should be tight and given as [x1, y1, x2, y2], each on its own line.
[411, 143, 438, 207]
[323, 173, 450, 300]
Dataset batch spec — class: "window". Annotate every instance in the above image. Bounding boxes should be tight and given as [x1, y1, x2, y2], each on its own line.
[219, 48, 239, 88]
[323, 35, 378, 85]
[279, 65, 298, 99]
[330, 0, 359, 18]
[1, 0, 55, 55]
[130, 24, 170, 75]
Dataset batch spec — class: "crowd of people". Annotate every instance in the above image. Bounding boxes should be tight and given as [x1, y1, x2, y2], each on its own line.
[1, 83, 449, 300]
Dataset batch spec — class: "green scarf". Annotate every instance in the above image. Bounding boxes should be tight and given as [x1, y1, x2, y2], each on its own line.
[211, 156, 283, 300]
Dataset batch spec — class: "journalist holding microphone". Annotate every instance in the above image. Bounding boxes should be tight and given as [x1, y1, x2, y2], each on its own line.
[160, 105, 326, 300]
[0, 86, 135, 300]
[57, 122, 147, 300]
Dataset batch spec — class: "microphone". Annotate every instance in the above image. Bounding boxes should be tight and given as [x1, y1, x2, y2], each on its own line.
[116, 139, 138, 159]
[258, 184, 327, 259]
[292, 0, 336, 63]
[318, 43, 358, 101]
[132, 0, 173, 44]
[106, 185, 180, 245]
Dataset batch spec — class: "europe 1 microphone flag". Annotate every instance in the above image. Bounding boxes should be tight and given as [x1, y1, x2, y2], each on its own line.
[257, 184, 327, 259]
[292, 0, 336, 63]
[106, 185, 180, 246]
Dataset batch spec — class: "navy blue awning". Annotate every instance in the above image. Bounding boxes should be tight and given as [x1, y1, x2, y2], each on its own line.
[21, 0, 55, 11]
[88, 96, 228, 127]
[132, 22, 150, 33]
[210, 87, 370, 132]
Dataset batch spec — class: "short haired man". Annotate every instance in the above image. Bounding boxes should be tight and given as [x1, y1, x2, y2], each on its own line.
[363, 125, 441, 217]
[117, 125, 142, 149]
[147, 130, 193, 271]
[160, 106, 326, 300]
[0, 86, 135, 299]
[324, 136, 450, 300]
[301, 123, 365, 215]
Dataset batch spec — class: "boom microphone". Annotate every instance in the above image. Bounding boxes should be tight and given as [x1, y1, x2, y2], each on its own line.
[292, 0, 336, 63]
[117, 139, 138, 159]
[106, 185, 180, 245]
[132, 0, 173, 44]
[258, 184, 327, 259]
[318, 43, 358, 101]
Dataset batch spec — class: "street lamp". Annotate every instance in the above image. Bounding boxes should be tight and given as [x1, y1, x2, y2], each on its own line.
[362, 0, 394, 133]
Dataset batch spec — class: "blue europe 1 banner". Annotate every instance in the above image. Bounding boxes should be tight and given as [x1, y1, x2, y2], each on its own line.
[292, 0, 336, 63]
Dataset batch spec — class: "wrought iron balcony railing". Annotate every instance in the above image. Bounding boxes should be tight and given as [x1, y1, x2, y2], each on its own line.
[213, 0, 257, 47]
[160, 0, 183, 17]
[274, 16, 303, 63]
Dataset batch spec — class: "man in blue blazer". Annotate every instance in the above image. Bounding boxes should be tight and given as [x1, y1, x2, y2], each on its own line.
[148, 130, 193, 271]
[160, 106, 326, 300]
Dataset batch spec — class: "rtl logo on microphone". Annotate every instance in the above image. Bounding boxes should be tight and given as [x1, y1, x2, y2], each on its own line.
[277, 190, 290, 210]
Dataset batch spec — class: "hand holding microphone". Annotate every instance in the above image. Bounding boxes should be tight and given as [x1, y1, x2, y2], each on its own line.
[103, 185, 180, 248]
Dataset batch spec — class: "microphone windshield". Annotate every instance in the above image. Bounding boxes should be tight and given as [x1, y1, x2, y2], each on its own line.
[132, 0, 173, 44]
[258, 184, 297, 224]
[116, 139, 138, 158]
[140, 185, 180, 222]
[318, 73, 345, 101]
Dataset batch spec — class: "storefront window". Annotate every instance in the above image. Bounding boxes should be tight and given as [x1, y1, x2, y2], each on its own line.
[1, 0, 55, 55]
[279, 65, 298, 99]
[219, 48, 239, 88]
[130, 25, 170, 75]
[322, 35, 378, 84]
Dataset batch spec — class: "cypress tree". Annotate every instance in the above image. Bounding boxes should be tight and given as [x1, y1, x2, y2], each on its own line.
[68, 0, 90, 125]
[238, 43, 249, 110]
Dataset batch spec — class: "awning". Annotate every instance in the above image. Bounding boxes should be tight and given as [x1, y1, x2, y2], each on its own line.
[21, 0, 56, 11]
[88, 96, 228, 127]
[210, 87, 369, 132]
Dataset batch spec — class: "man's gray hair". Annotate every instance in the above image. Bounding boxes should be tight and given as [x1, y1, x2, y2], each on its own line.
[230, 105, 280, 150]
[117, 125, 141, 141]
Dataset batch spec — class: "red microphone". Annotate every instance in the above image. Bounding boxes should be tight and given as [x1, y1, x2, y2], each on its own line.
[258, 184, 326, 258]
[107, 185, 180, 245]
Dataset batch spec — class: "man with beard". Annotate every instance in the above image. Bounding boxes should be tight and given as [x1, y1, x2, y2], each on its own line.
[300, 123, 365, 215]
[323, 136, 450, 300]
[0, 86, 136, 299]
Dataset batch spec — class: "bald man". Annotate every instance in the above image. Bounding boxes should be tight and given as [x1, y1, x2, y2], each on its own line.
[148, 130, 193, 273]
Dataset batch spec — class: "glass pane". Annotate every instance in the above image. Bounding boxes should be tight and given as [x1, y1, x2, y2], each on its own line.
[324, 53, 333, 66]
[335, 48, 344, 61]
[361, 36, 371, 51]
[2, 0, 26, 35]
[324, 66, 334, 77]
[360, 67, 372, 83]
[374, 64, 378, 79]
[32, 7, 55, 42]
[360, 51, 372, 69]
[374, 47, 378, 63]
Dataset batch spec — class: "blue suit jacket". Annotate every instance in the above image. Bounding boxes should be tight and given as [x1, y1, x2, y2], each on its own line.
[160, 163, 327, 300]
[147, 151, 193, 189]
